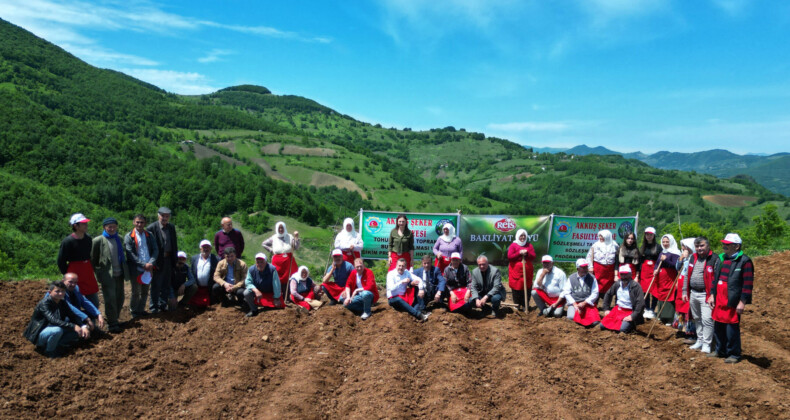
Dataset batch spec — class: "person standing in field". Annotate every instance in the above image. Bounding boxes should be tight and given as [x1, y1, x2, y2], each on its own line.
[214, 217, 245, 259]
[388, 214, 414, 271]
[91, 217, 129, 333]
[707, 233, 754, 363]
[432, 222, 462, 273]
[682, 236, 719, 354]
[147, 207, 179, 313]
[57, 213, 100, 307]
[507, 229, 535, 312]
[262, 221, 300, 295]
[673, 238, 697, 337]
[652, 234, 681, 324]
[639, 227, 661, 319]
[616, 231, 640, 279]
[124, 214, 158, 318]
[587, 230, 618, 296]
[334, 218, 363, 265]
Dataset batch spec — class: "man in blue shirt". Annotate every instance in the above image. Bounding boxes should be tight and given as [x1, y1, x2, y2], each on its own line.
[321, 249, 354, 304]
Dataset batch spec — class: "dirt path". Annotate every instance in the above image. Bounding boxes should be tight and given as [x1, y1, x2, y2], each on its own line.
[2, 251, 789, 418]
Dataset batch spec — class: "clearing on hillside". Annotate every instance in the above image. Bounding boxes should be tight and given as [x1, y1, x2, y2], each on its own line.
[182, 143, 245, 166]
[2, 251, 788, 418]
[703, 194, 757, 207]
[497, 172, 534, 183]
[216, 141, 236, 154]
[249, 157, 291, 183]
[309, 172, 367, 199]
[261, 142, 336, 157]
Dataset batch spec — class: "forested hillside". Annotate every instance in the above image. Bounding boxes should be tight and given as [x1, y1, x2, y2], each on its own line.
[1, 18, 788, 279]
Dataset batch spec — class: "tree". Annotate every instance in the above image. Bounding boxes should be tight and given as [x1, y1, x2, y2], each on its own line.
[752, 204, 787, 246]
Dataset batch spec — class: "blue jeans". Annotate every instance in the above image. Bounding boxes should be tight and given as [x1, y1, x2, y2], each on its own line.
[36, 326, 79, 357]
[478, 293, 503, 311]
[714, 321, 741, 359]
[345, 291, 374, 315]
[389, 296, 424, 319]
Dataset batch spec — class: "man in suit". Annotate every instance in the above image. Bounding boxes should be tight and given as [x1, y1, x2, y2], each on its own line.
[147, 207, 179, 313]
[411, 255, 445, 308]
[470, 255, 507, 318]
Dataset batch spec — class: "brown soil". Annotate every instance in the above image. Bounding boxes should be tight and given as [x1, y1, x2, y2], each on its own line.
[702, 194, 757, 207]
[249, 157, 291, 183]
[183, 143, 245, 167]
[2, 251, 789, 418]
[262, 143, 335, 157]
[309, 172, 367, 199]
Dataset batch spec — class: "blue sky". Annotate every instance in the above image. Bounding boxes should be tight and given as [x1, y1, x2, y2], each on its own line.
[3, 0, 790, 154]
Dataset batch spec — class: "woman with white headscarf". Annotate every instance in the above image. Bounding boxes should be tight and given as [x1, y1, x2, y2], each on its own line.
[334, 218, 363, 264]
[289, 266, 323, 311]
[649, 233, 681, 323]
[262, 221, 300, 291]
[432, 222, 462, 273]
[507, 229, 536, 312]
[586, 230, 619, 294]
[673, 238, 697, 334]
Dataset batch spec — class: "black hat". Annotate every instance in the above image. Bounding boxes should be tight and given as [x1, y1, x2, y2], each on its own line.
[158, 207, 172, 215]
[102, 217, 118, 226]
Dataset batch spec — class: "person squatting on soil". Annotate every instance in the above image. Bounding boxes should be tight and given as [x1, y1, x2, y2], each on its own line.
[562, 259, 601, 327]
[25, 281, 91, 358]
[412, 254, 446, 309]
[322, 249, 354, 305]
[56, 273, 105, 335]
[471, 255, 507, 318]
[707, 233, 754, 364]
[387, 258, 430, 322]
[507, 229, 536, 312]
[190, 240, 219, 306]
[600, 265, 645, 333]
[289, 266, 324, 312]
[343, 258, 379, 319]
[91, 217, 130, 333]
[532, 255, 567, 318]
[243, 253, 283, 317]
[443, 252, 474, 314]
[212, 247, 248, 308]
[682, 236, 720, 354]
[171, 251, 198, 309]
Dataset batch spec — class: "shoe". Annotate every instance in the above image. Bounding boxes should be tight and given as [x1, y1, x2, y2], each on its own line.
[683, 338, 697, 345]
[517, 305, 525, 312]
[700, 344, 711, 353]
[245, 309, 259, 317]
[689, 340, 703, 350]
[420, 313, 431, 323]
[536, 311, 544, 317]
[221, 300, 231, 308]
[644, 310, 655, 319]
[328, 300, 337, 306]
[724, 356, 740, 364]
[295, 306, 308, 315]
[108, 325, 122, 334]
[361, 313, 370, 320]
[706, 351, 723, 358]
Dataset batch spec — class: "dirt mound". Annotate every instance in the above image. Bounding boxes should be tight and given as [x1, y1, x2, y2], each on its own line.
[309, 172, 367, 199]
[702, 194, 757, 207]
[2, 251, 790, 418]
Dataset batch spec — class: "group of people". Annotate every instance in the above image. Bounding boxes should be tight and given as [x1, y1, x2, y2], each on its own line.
[25, 212, 754, 365]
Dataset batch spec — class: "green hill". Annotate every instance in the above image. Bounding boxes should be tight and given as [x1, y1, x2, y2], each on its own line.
[0, 18, 787, 278]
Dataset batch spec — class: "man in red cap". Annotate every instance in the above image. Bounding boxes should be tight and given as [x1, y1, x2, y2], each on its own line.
[707, 233, 754, 363]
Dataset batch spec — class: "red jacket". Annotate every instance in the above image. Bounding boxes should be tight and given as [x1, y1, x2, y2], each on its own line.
[345, 268, 379, 303]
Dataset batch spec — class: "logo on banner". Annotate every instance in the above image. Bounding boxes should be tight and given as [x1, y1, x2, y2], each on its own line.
[618, 221, 634, 239]
[435, 219, 454, 236]
[555, 221, 571, 238]
[493, 218, 516, 233]
[365, 217, 383, 234]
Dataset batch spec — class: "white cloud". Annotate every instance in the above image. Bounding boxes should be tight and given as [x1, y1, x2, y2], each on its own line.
[197, 49, 234, 64]
[120, 69, 219, 95]
[488, 121, 570, 132]
[63, 43, 159, 66]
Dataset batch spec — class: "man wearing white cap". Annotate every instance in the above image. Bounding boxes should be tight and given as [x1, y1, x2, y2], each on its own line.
[243, 253, 282, 317]
[443, 252, 473, 313]
[561, 259, 600, 326]
[212, 246, 248, 307]
[171, 251, 198, 308]
[321, 249, 354, 304]
[190, 240, 219, 306]
[57, 213, 100, 307]
[600, 265, 645, 333]
[707, 233, 754, 363]
[531, 255, 567, 318]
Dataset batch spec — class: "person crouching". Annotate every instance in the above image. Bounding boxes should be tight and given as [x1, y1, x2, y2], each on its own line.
[600, 265, 645, 333]
[243, 253, 283, 317]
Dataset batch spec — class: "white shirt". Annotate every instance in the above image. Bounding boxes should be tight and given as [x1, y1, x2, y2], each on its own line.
[616, 281, 633, 310]
[196, 254, 212, 287]
[136, 229, 150, 263]
[587, 242, 618, 266]
[533, 266, 567, 297]
[561, 273, 599, 306]
[387, 269, 423, 298]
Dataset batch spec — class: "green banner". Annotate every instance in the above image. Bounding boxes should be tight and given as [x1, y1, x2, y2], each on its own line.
[360, 211, 460, 261]
[548, 215, 638, 262]
[459, 215, 551, 266]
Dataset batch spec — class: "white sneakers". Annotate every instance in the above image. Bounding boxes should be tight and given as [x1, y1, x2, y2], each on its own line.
[361, 313, 370, 320]
[689, 340, 703, 350]
[644, 310, 655, 319]
[701, 344, 711, 354]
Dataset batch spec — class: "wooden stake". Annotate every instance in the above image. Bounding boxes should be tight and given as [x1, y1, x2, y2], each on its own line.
[522, 256, 528, 311]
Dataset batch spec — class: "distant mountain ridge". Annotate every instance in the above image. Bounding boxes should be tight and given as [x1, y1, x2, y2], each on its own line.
[528, 144, 789, 196]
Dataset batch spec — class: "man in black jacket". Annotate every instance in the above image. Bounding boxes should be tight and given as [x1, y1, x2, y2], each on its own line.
[24, 281, 91, 358]
[600, 265, 645, 333]
[147, 207, 179, 313]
